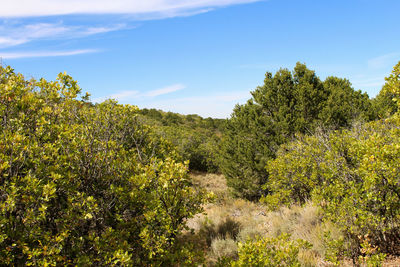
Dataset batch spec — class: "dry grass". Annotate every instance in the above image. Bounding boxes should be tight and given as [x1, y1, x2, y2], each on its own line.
[185, 172, 400, 266]
[187, 173, 270, 265]
[264, 203, 344, 266]
[187, 173, 338, 266]
[211, 237, 238, 259]
[190, 171, 230, 201]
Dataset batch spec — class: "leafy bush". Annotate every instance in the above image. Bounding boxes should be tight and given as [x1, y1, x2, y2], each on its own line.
[383, 60, 400, 110]
[230, 233, 311, 267]
[263, 132, 329, 210]
[262, 62, 400, 263]
[264, 119, 400, 260]
[0, 66, 206, 265]
[160, 126, 220, 173]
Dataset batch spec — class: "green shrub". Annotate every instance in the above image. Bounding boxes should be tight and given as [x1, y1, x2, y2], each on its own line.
[0, 66, 207, 265]
[262, 61, 400, 261]
[264, 118, 400, 261]
[219, 63, 371, 200]
[231, 233, 311, 267]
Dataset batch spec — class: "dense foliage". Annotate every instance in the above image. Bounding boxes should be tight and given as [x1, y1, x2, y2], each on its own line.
[2, 60, 399, 265]
[264, 120, 400, 255]
[0, 66, 206, 265]
[226, 234, 311, 267]
[263, 61, 400, 261]
[139, 109, 224, 173]
[219, 62, 372, 200]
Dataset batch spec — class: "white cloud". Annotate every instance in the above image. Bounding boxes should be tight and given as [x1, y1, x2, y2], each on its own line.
[83, 24, 127, 35]
[110, 90, 140, 99]
[93, 84, 186, 103]
[0, 37, 27, 47]
[0, 0, 263, 18]
[0, 49, 98, 59]
[144, 84, 185, 97]
[93, 90, 139, 103]
[368, 52, 400, 69]
[0, 22, 126, 48]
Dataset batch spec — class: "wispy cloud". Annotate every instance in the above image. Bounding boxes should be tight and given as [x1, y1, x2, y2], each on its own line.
[0, 1, 262, 58]
[93, 84, 186, 103]
[0, 0, 263, 18]
[92, 90, 139, 103]
[110, 90, 139, 99]
[368, 52, 400, 69]
[0, 37, 26, 48]
[0, 22, 126, 48]
[0, 49, 99, 59]
[144, 84, 185, 97]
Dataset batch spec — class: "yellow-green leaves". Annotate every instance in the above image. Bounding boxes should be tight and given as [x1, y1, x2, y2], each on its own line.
[384, 61, 400, 107]
[231, 233, 311, 267]
[0, 65, 206, 265]
[264, 118, 400, 264]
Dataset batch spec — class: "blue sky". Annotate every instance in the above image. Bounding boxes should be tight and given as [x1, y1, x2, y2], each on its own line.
[1, 0, 399, 118]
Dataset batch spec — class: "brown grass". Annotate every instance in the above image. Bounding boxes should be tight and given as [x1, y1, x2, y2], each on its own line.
[185, 172, 400, 266]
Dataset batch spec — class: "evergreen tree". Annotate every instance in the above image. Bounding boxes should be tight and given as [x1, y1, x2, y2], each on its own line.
[219, 63, 371, 200]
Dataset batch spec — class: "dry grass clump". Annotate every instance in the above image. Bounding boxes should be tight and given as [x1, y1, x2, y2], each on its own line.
[264, 202, 343, 266]
[191, 197, 269, 236]
[190, 172, 230, 202]
[198, 217, 241, 246]
[211, 238, 238, 259]
[187, 173, 270, 264]
[195, 217, 242, 265]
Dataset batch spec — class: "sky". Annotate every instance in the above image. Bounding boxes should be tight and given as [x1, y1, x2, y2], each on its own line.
[0, 0, 399, 118]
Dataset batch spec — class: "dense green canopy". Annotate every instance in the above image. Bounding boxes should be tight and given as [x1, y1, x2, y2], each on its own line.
[0, 66, 206, 265]
[219, 62, 372, 200]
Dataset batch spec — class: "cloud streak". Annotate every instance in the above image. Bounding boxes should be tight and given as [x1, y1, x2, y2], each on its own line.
[93, 84, 186, 103]
[110, 90, 139, 99]
[0, 49, 99, 59]
[0, 22, 126, 48]
[144, 84, 185, 97]
[0, 0, 263, 18]
[368, 52, 400, 69]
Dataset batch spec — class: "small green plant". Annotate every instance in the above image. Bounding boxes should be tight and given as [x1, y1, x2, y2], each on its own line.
[358, 234, 386, 267]
[323, 231, 346, 266]
[231, 233, 312, 267]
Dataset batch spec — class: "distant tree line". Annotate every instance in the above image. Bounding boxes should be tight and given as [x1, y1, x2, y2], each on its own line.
[138, 108, 224, 173]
